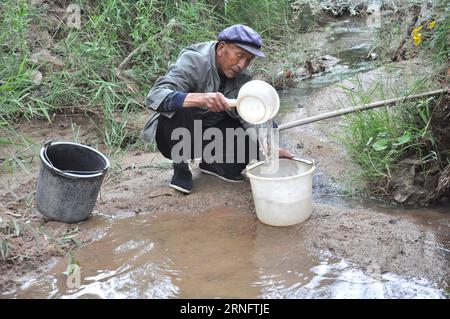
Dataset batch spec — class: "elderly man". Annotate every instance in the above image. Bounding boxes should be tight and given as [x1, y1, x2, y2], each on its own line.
[142, 24, 292, 194]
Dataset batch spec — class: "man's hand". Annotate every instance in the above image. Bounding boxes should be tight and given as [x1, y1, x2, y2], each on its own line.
[183, 92, 230, 112]
[202, 92, 230, 112]
[279, 147, 294, 159]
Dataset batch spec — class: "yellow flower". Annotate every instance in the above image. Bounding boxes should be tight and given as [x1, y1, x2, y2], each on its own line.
[412, 25, 423, 35]
[413, 33, 422, 45]
[428, 20, 436, 29]
[412, 25, 423, 46]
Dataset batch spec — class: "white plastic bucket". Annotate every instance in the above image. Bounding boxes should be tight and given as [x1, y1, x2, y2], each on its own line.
[227, 80, 280, 124]
[245, 158, 315, 226]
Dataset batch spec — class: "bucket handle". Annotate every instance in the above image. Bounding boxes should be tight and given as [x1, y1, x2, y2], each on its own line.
[244, 157, 316, 177]
[291, 157, 315, 166]
[43, 140, 108, 175]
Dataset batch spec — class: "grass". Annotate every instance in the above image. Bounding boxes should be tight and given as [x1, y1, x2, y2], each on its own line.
[0, 215, 81, 261]
[0, 121, 38, 177]
[222, 0, 292, 39]
[339, 75, 443, 194]
[1, 0, 221, 149]
[0, 0, 321, 153]
[338, 0, 448, 199]
[423, 0, 450, 66]
[372, 0, 449, 68]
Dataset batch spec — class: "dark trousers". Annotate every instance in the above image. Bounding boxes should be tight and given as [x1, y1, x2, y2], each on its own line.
[156, 108, 257, 176]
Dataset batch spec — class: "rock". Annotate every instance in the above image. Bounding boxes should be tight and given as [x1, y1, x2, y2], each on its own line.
[366, 262, 382, 280]
[30, 49, 65, 70]
[30, 70, 43, 85]
[393, 188, 414, 204]
[66, 4, 81, 30]
[305, 55, 340, 78]
[319, 54, 341, 68]
[295, 66, 309, 79]
[388, 218, 401, 224]
[305, 60, 324, 75]
[149, 187, 176, 198]
[31, 0, 45, 6]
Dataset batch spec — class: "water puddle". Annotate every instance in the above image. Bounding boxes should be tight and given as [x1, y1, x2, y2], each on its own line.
[4, 206, 446, 299]
[259, 257, 444, 299]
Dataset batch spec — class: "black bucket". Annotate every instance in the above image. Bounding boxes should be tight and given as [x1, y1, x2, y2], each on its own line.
[36, 141, 110, 223]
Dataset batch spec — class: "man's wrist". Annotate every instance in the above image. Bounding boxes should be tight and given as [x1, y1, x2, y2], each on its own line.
[183, 93, 206, 108]
[172, 92, 187, 109]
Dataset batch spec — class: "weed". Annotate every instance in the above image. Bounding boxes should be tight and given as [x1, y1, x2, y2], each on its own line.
[0, 216, 81, 261]
[340, 76, 442, 190]
[1, 0, 319, 151]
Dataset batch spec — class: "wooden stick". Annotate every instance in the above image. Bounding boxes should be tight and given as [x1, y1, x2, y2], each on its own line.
[278, 88, 449, 131]
[5, 212, 22, 218]
[115, 45, 145, 93]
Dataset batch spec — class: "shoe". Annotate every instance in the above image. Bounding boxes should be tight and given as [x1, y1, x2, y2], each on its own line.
[169, 162, 192, 194]
[199, 162, 244, 182]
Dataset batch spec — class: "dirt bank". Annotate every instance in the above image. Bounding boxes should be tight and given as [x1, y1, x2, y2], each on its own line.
[1, 127, 449, 296]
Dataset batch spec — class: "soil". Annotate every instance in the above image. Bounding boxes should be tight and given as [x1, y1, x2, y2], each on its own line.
[389, 96, 450, 205]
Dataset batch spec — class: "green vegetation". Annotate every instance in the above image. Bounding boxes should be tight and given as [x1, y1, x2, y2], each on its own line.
[0, 0, 311, 151]
[374, 0, 449, 68]
[340, 0, 449, 202]
[222, 0, 291, 38]
[341, 78, 441, 181]
[1, 0, 218, 149]
[423, 0, 450, 65]
[0, 215, 80, 261]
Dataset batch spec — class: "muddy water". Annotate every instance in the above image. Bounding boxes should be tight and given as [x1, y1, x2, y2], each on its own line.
[5, 206, 446, 299]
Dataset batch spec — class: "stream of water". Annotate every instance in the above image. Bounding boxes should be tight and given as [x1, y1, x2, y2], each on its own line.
[257, 120, 280, 174]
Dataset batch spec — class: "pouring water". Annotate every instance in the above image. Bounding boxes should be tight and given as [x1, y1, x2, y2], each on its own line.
[256, 120, 280, 174]
[225, 80, 282, 174]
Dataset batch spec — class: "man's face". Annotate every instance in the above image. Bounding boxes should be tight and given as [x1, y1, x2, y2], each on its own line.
[216, 42, 255, 78]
